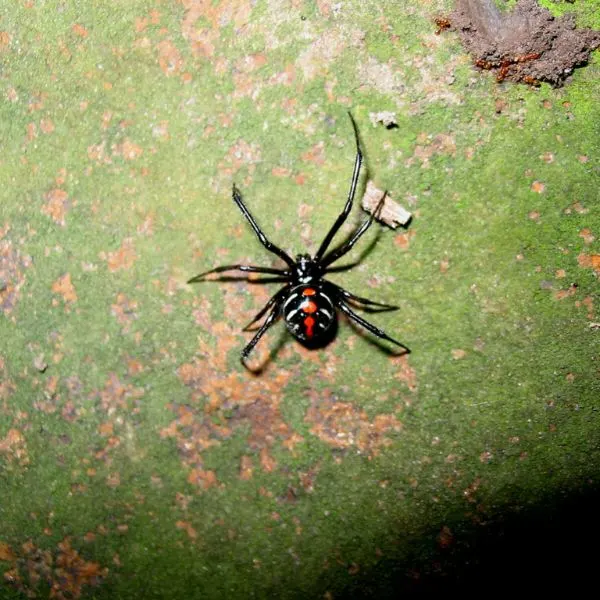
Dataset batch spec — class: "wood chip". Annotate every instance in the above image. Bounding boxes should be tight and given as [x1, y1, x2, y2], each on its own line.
[361, 181, 412, 228]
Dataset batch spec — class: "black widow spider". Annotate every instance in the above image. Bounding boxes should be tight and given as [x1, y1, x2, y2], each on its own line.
[188, 113, 409, 366]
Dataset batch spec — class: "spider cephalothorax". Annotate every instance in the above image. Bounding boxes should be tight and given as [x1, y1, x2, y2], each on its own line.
[188, 113, 409, 367]
[293, 254, 320, 283]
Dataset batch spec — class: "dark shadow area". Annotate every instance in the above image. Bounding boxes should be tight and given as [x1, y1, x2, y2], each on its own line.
[321, 484, 600, 598]
[344, 303, 398, 314]
[343, 314, 410, 356]
[190, 276, 288, 284]
[244, 319, 340, 374]
[242, 325, 289, 375]
[325, 225, 382, 275]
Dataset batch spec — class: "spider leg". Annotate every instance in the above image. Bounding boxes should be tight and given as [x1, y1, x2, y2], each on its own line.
[243, 286, 290, 331]
[321, 193, 385, 268]
[233, 185, 295, 268]
[336, 299, 409, 352]
[326, 281, 398, 312]
[188, 264, 288, 283]
[241, 302, 282, 363]
[314, 112, 363, 261]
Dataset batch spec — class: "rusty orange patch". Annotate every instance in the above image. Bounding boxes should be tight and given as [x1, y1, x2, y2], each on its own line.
[25, 122, 37, 142]
[181, 0, 253, 60]
[530, 180, 545, 193]
[306, 398, 402, 456]
[301, 142, 326, 166]
[127, 357, 144, 375]
[260, 447, 277, 472]
[106, 472, 121, 488]
[137, 213, 155, 236]
[0, 428, 29, 469]
[239, 455, 254, 480]
[579, 228, 595, 245]
[90, 373, 145, 464]
[166, 286, 305, 482]
[103, 238, 137, 272]
[134, 17, 148, 33]
[393, 230, 416, 250]
[72, 23, 89, 38]
[0, 542, 16, 562]
[34, 375, 60, 414]
[118, 138, 143, 161]
[98, 373, 145, 414]
[42, 189, 70, 226]
[578, 296, 595, 320]
[236, 53, 267, 73]
[187, 468, 218, 489]
[219, 139, 261, 176]
[554, 284, 578, 300]
[52, 273, 78, 303]
[40, 118, 55, 134]
[411, 133, 456, 167]
[271, 167, 292, 177]
[0, 31, 10, 51]
[87, 140, 111, 164]
[55, 168, 67, 186]
[578, 253, 600, 273]
[98, 422, 114, 437]
[176, 520, 198, 540]
[391, 353, 417, 391]
[437, 526, 454, 549]
[157, 39, 183, 76]
[0, 356, 16, 402]
[6, 538, 108, 599]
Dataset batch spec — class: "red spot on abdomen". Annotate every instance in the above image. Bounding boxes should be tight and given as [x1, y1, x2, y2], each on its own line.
[304, 316, 315, 338]
[303, 300, 318, 314]
[302, 288, 316, 296]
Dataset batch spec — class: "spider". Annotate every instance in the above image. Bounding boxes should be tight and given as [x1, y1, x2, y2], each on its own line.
[188, 113, 409, 366]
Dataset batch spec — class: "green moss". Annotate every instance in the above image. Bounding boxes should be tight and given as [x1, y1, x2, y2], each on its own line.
[1, 0, 599, 598]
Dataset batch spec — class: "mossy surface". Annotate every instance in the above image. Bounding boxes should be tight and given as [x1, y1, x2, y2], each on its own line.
[0, 1, 598, 597]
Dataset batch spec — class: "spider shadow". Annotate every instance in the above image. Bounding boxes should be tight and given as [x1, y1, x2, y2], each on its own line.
[343, 314, 411, 357]
[324, 222, 382, 276]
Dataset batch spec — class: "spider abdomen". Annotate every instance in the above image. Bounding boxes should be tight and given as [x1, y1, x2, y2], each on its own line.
[282, 284, 336, 344]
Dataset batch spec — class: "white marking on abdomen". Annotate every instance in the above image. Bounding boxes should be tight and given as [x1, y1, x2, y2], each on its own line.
[319, 291, 332, 304]
[283, 293, 299, 309]
[285, 308, 299, 321]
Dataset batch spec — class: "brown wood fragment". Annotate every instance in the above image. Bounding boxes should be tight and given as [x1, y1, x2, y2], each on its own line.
[361, 181, 412, 228]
